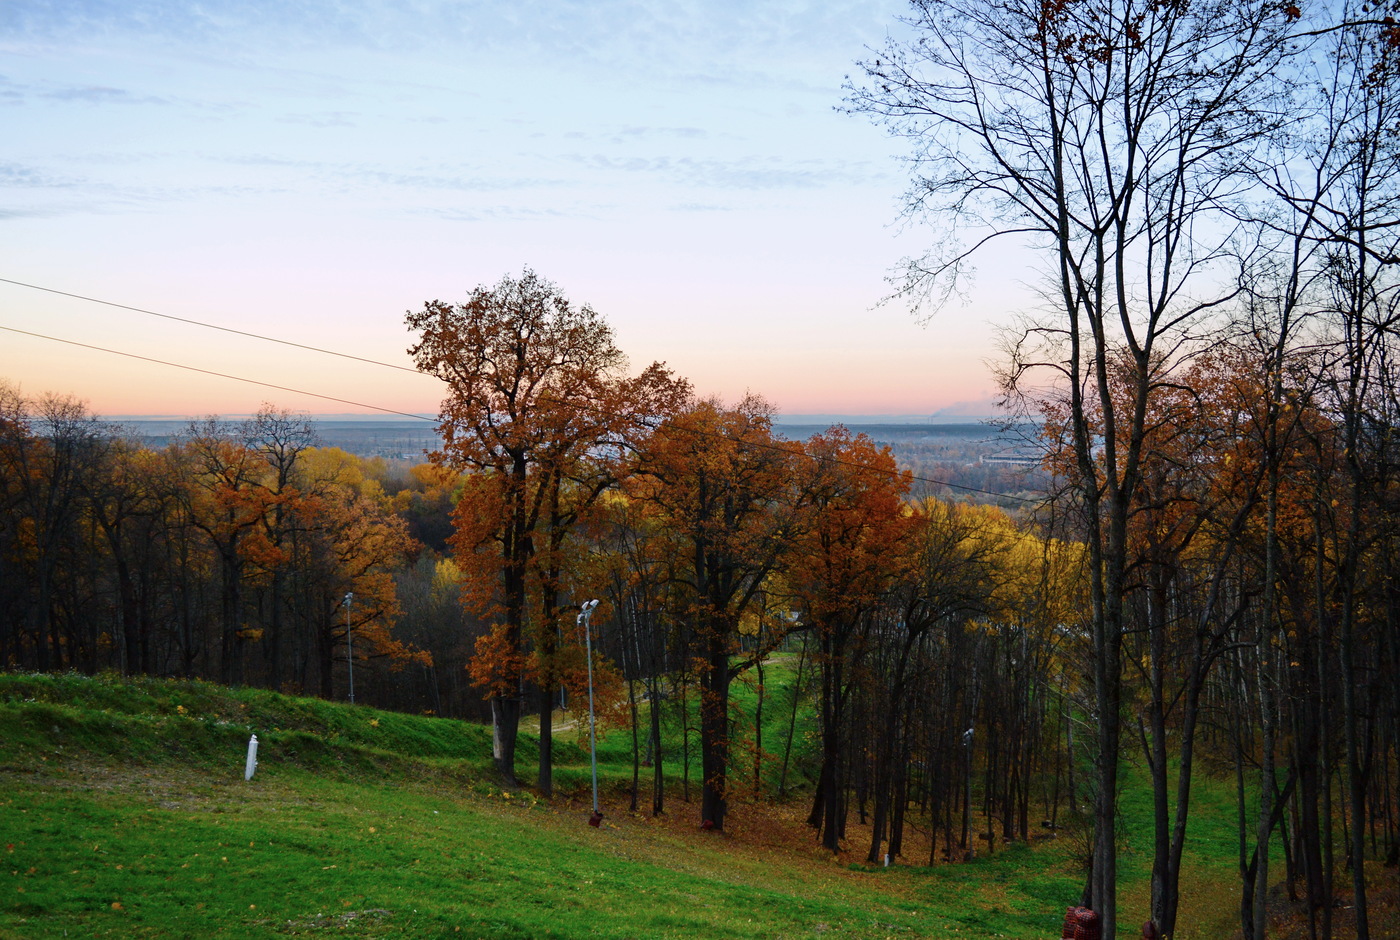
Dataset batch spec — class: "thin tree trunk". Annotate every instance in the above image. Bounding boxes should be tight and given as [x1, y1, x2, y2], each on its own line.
[778, 633, 808, 798]
[649, 673, 665, 816]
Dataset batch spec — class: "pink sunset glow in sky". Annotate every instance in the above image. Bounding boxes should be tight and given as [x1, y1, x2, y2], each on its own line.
[1, 1, 1031, 422]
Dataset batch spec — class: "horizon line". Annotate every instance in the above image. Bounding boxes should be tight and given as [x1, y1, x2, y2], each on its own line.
[105, 411, 1009, 425]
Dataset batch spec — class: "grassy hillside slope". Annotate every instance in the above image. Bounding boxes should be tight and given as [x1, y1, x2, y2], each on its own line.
[2, 672, 1246, 939]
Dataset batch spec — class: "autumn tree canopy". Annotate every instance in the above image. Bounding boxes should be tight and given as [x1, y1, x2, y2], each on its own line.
[406, 268, 687, 787]
[628, 394, 804, 831]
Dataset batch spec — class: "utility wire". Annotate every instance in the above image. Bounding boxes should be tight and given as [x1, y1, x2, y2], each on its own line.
[0, 325, 436, 422]
[2, 276, 1040, 504]
[8, 321, 1037, 502]
[0, 276, 425, 375]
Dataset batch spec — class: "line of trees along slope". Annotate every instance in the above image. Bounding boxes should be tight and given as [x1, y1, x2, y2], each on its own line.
[399, 270, 1093, 845]
[0, 388, 427, 697]
[848, 0, 1400, 935]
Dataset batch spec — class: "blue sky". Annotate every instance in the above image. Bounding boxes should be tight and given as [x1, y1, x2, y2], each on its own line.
[1, 0, 1024, 419]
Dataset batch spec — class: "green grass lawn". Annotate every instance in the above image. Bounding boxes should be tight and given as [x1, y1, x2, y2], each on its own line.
[1, 671, 1250, 939]
[1115, 755, 1260, 940]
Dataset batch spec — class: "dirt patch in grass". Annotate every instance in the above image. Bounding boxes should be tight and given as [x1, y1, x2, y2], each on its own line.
[274, 907, 394, 933]
[542, 786, 1076, 910]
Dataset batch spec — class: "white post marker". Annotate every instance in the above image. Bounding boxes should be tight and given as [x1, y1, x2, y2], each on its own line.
[245, 734, 259, 781]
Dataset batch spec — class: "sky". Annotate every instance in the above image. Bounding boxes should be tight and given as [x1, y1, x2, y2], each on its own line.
[0, 0, 1029, 421]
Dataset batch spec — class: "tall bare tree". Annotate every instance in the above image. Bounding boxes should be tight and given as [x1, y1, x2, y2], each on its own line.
[848, 0, 1300, 930]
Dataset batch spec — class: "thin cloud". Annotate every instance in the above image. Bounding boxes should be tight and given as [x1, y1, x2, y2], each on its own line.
[0, 75, 24, 105]
[556, 126, 713, 144]
[353, 167, 574, 193]
[200, 154, 577, 195]
[565, 153, 884, 190]
[42, 85, 170, 105]
[614, 126, 708, 140]
[0, 161, 76, 189]
[276, 110, 360, 128]
[668, 202, 733, 213]
[0, 73, 229, 112]
[421, 204, 592, 223]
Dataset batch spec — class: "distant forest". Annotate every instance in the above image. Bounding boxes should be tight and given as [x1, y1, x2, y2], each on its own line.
[123, 416, 1048, 501]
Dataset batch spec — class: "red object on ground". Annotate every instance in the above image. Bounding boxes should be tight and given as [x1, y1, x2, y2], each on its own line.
[588, 811, 603, 828]
[1061, 906, 1101, 940]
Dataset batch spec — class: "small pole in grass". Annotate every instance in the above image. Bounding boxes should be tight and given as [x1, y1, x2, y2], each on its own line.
[578, 599, 601, 825]
[245, 734, 259, 781]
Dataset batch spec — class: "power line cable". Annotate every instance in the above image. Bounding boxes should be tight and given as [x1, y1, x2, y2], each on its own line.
[7, 321, 1039, 502]
[1, 277, 1041, 504]
[0, 325, 436, 422]
[0, 276, 425, 375]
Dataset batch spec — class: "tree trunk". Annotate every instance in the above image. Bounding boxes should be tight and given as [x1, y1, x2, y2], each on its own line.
[538, 684, 554, 797]
[752, 650, 765, 799]
[629, 675, 641, 813]
[778, 633, 808, 799]
[492, 694, 521, 785]
[649, 674, 665, 816]
[699, 628, 731, 830]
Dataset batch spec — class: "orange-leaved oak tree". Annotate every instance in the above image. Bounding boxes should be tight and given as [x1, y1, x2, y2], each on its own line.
[406, 268, 686, 788]
[785, 427, 913, 851]
[627, 394, 803, 831]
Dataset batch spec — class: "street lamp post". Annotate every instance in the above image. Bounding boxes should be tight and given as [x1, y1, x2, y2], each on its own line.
[344, 592, 354, 704]
[578, 599, 601, 823]
[963, 726, 974, 852]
